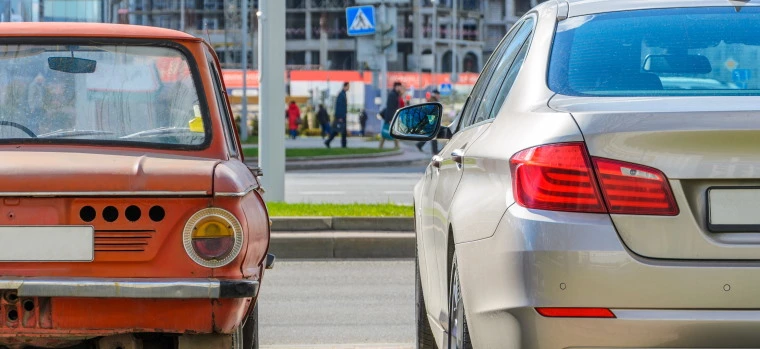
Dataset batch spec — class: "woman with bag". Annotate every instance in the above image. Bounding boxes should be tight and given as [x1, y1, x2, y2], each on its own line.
[287, 101, 301, 139]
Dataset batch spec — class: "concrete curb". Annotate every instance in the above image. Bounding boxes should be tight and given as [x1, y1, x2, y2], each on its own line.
[271, 217, 414, 231]
[246, 158, 427, 171]
[269, 231, 415, 259]
[245, 149, 402, 162]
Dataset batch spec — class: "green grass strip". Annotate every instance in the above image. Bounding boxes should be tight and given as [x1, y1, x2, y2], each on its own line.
[243, 147, 395, 158]
[267, 202, 413, 217]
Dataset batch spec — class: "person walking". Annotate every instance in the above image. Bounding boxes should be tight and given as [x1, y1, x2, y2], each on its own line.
[416, 89, 441, 154]
[379, 81, 403, 149]
[316, 104, 331, 139]
[325, 82, 349, 148]
[286, 101, 301, 139]
[358, 109, 368, 137]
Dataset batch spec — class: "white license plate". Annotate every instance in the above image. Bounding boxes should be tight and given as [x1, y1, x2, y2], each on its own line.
[0, 226, 93, 261]
[708, 189, 760, 231]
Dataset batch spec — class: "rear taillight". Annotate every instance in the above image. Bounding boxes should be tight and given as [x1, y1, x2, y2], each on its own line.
[510, 143, 606, 213]
[593, 158, 679, 216]
[510, 143, 678, 216]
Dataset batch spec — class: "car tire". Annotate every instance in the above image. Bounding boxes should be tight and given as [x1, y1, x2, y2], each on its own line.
[231, 304, 258, 349]
[448, 256, 472, 349]
[243, 304, 259, 349]
[416, 250, 436, 349]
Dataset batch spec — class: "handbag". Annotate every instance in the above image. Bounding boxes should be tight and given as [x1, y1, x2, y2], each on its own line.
[381, 121, 393, 140]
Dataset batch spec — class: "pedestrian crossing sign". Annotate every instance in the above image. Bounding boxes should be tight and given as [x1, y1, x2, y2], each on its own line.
[346, 6, 376, 36]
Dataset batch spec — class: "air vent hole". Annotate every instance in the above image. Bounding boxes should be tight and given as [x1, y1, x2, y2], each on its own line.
[125, 205, 141, 222]
[22, 300, 34, 312]
[149, 206, 165, 222]
[103, 206, 119, 222]
[7, 309, 17, 321]
[80, 206, 96, 222]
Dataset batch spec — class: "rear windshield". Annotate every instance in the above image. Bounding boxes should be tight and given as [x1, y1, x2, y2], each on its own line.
[548, 7, 760, 96]
[0, 43, 208, 148]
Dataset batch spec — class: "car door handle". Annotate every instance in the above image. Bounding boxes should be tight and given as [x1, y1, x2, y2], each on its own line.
[431, 155, 443, 168]
[451, 149, 464, 164]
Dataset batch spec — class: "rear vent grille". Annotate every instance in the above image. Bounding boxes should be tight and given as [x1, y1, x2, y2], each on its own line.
[94, 230, 154, 253]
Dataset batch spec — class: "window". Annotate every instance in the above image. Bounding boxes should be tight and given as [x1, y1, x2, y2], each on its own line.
[458, 21, 525, 129]
[549, 7, 760, 96]
[206, 49, 240, 158]
[472, 18, 533, 124]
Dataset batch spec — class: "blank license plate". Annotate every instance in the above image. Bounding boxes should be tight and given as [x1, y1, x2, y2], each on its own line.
[708, 188, 760, 232]
[0, 226, 93, 261]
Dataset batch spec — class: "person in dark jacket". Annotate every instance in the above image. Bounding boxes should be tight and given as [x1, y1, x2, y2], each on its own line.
[379, 81, 403, 149]
[416, 89, 440, 154]
[359, 109, 368, 137]
[316, 104, 331, 139]
[325, 82, 349, 148]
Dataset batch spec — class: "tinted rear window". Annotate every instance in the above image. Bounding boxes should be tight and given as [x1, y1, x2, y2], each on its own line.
[548, 7, 760, 96]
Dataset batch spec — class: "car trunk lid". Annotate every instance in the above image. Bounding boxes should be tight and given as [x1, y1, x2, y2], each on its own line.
[550, 95, 760, 260]
[0, 150, 217, 196]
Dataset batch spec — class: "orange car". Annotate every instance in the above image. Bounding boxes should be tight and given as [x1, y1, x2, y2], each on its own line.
[0, 23, 271, 349]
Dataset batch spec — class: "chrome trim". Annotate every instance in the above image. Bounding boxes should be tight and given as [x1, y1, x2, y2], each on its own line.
[0, 191, 209, 197]
[0, 277, 258, 299]
[213, 185, 258, 197]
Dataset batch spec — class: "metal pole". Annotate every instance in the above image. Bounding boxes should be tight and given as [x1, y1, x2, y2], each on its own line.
[240, 0, 249, 140]
[451, 0, 457, 83]
[432, 0, 437, 83]
[258, 0, 286, 201]
[378, 0, 387, 110]
[180, 0, 185, 31]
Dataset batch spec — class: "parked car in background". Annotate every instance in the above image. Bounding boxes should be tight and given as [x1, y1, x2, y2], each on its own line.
[0, 23, 271, 349]
[392, 1, 760, 348]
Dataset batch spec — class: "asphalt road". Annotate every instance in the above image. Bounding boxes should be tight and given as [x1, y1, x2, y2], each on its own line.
[258, 259, 415, 348]
[284, 166, 426, 205]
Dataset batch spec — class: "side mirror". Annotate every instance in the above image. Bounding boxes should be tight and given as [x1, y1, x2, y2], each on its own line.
[390, 102, 442, 141]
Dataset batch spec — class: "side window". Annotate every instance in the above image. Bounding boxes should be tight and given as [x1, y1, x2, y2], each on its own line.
[457, 21, 526, 129]
[205, 49, 240, 158]
[489, 39, 531, 120]
[470, 17, 534, 125]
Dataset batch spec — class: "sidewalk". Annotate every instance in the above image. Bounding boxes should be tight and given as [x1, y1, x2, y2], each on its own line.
[243, 136, 437, 170]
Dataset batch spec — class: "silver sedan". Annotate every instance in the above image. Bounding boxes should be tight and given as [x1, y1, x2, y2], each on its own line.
[391, 1, 760, 348]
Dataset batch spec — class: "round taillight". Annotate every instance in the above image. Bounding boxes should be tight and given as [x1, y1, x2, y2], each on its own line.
[182, 208, 244, 268]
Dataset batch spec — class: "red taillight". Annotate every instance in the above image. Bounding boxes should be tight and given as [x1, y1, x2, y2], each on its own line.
[536, 307, 616, 318]
[510, 143, 678, 215]
[593, 158, 679, 216]
[510, 143, 606, 213]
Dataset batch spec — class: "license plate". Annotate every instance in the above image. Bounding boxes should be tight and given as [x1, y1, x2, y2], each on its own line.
[0, 226, 93, 261]
[708, 188, 760, 232]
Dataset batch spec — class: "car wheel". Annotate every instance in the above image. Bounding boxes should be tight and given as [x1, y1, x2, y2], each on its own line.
[448, 256, 472, 349]
[416, 250, 436, 348]
[232, 304, 258, 349]
[243, 304, 259, 349]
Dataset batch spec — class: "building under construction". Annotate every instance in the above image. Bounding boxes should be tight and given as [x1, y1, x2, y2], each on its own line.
[1, 0, 548, 72]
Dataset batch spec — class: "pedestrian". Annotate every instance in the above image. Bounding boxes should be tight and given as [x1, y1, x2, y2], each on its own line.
[324, 82, 349, 148]
[359, 109, 368, 137]
[379, 81, 403, 149]
[316, 104, 331, 139]
[287, 100, 301, 140]
[416, 89, 441, 154]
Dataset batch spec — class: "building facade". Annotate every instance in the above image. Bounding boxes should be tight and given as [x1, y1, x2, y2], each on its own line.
[0, 0, 547, 72]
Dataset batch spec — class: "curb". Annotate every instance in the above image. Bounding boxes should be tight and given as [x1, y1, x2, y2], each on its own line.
[245, 149, 402, 162]
[269, 231, 415, 259]
[271, 217, 414, 231]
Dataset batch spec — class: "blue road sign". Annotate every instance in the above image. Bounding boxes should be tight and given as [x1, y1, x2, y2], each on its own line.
[439, 83, 453, 96]
[346, 6, 376, 36]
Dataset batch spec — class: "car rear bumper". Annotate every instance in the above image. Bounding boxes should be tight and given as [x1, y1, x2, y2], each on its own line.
[1, 277, 258, 298]
[453, 204, 760, 348]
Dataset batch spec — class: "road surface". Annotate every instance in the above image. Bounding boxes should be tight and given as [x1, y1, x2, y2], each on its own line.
[284, 166, 426, 205]
[258, 259, 415, 348]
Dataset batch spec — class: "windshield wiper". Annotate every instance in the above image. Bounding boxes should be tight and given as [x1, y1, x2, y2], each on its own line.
[121, 127, 195, 139]
[37, 129, 115, 138]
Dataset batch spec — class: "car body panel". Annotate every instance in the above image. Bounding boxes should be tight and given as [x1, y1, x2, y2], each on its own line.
[551, 95, 760, 260]
[0, 23, 268, 347]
